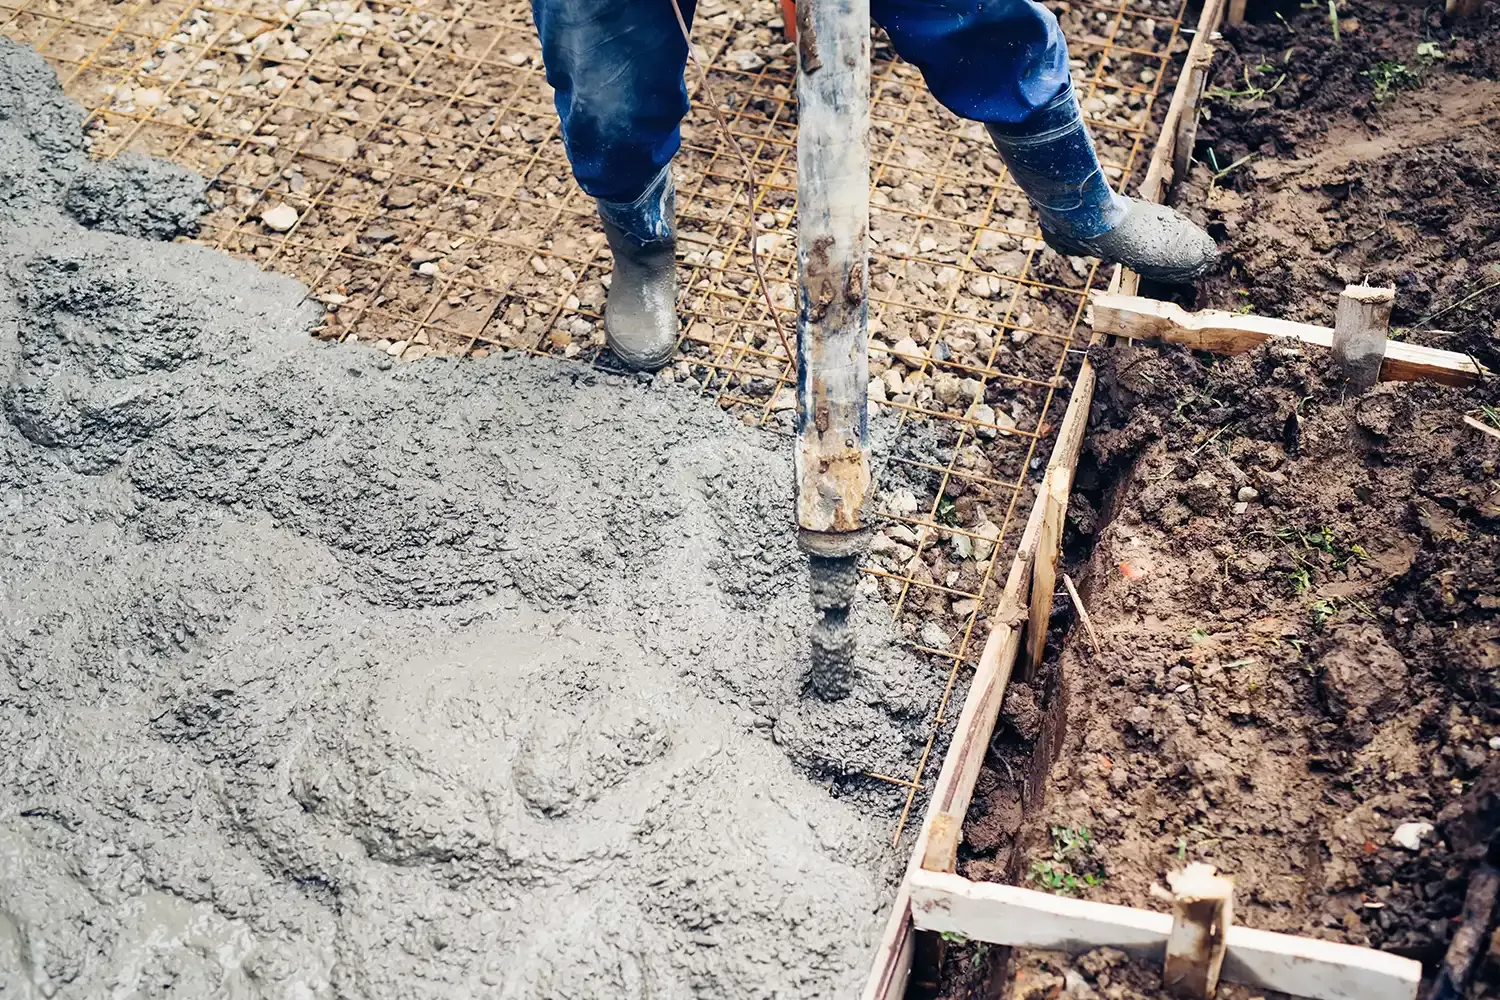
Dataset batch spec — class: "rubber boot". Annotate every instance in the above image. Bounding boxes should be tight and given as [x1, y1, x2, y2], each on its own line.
[987, 89, 1218, 284]
[596, 166, 679, 371]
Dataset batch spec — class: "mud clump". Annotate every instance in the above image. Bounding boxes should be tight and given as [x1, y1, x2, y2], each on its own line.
[1318, 624, 1410, 729]
[0, 39, 938, 998]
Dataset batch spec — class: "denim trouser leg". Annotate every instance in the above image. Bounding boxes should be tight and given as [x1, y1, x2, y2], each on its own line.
[530, 0, 697, 205]
[875, 0, 1122, 238]
[532, 0, 1108, 233]
[871, 0, 1073, 126]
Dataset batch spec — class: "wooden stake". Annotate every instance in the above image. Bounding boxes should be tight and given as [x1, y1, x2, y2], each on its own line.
[921, 812, 961, 873]
[1445, 0, 1481, 18]
[1024, 468, 1071, 679]
[1164, 864, 1234, 998]
[1227, 0, 1247, 24]
[1332, 284, 1395, 392]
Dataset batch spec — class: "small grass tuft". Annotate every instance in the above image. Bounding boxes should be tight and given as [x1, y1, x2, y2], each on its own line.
[1029, 825, 1107, 897]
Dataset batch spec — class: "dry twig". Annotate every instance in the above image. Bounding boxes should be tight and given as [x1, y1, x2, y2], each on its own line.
[1062, 574, 1102, 655]
[1463, 415, 1500, 441]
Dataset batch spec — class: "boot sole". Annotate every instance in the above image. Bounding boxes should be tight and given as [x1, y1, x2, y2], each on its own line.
[1041, 230, 1214, 286]
[604, 323, 679, 373]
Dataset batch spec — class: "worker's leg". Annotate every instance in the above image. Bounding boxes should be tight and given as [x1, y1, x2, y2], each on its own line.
[531, 0, 694, 369]
[873, 0, 1217, 283]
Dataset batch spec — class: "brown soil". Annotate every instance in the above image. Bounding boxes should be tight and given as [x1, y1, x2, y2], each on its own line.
[1035, 342, 1499, 948]
[1012, 948, 1289, 1000]
[935, 3, 1500, 998]
[1191, 0, 1500, 365]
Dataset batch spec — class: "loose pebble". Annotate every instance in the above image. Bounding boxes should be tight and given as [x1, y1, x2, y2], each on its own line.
[259, 202, 298, 232]
[1391, 822, 1435, 851]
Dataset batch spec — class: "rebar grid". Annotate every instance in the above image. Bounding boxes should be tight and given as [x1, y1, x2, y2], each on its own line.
[2, 0, 1190, 841]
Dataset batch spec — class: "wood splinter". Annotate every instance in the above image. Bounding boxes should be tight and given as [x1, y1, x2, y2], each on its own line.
[1164, 863, 1234, 998]
[1332, 284, 1395, 392]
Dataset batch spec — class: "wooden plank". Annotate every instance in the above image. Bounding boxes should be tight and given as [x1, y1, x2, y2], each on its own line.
[857, 0, 1222, 976]
[863, 888, 915, 1000]
[1222, 928, 1422, 1000]
[911, 868, 1173, 955]
[859, 361, 1093, 1000]
[1091, 292, 1491, 387]
[1169, 46, 1214, 192]
[1024, 466, 1071, 679]
[909, 869, 1423, 1000]
[1139, 0, 1227, 202]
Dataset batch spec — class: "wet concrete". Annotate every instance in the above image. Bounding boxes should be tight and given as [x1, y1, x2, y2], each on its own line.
[0, 40, 939, 999]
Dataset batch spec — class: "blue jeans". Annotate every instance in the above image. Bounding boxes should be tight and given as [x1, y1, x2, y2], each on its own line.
[531, 0, 1073, 204]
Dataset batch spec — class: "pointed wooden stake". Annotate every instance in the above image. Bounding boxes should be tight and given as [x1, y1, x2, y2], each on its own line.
[1164, 864, 1234, 998]
[1332, 284, 1394, 392]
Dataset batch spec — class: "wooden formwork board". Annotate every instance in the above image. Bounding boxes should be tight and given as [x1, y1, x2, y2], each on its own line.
[908, 870, 1423, 1000]
[860, 0, 1226, 992]
[1090, 293, 1492, 386]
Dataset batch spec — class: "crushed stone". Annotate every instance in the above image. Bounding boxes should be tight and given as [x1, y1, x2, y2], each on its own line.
[0, 39, 938, 999]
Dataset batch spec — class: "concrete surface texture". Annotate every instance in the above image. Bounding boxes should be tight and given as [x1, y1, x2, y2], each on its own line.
[0, 39, 937, 999]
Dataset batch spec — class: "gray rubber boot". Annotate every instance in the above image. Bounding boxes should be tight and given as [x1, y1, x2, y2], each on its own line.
[984, 89, 1218, 284]
[1037, 198, 1219, 285]
[596, 168, 679, 372]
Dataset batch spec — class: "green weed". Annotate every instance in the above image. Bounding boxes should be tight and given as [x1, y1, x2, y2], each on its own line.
[1207, 65, 1286, 104]
[1366, 61, 1420, 100]
[1028, 826, 1107, 897]
[936, 494, 960, 526]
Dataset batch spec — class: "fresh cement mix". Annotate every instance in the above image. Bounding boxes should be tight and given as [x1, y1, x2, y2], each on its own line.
[0, 39, 940, 998]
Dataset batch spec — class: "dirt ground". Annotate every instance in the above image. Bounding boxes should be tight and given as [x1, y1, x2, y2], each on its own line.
[928, 1, 1500, 998]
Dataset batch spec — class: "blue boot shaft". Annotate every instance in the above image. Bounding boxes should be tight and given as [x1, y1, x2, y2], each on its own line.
[986, 87, 1127, 241]
[595, 164, 675, 247]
